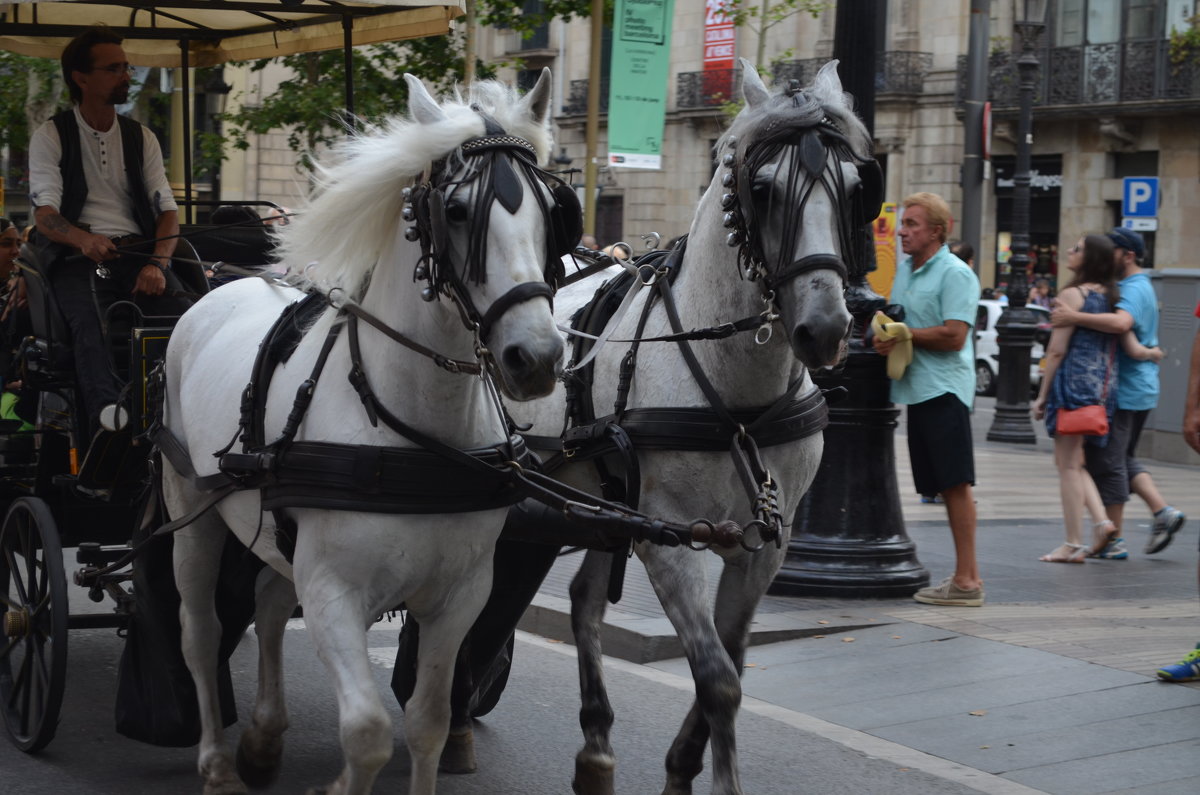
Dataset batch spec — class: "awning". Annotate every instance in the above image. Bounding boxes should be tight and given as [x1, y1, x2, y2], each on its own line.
[0, 1, 464, 67]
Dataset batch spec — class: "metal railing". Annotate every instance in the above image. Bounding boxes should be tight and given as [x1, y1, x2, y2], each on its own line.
[771, 51, 932, 95]
[956, 39, 1200, 110]
[876, 50, 933, 95]
[563, 79, 609, 115]
[676, 68, 740, 109]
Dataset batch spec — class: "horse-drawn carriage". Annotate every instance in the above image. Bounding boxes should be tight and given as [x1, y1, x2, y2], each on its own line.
[2, 7, 881, 794]
[0, 212, 281, 753]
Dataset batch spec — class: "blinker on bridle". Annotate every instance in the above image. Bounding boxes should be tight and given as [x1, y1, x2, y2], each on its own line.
[718, 82, 875, 298]
[401, 116, 578, 345]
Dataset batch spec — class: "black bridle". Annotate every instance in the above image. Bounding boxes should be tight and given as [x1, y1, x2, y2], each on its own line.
[402, 118, 579, 346]
[719, 88, 882, 299]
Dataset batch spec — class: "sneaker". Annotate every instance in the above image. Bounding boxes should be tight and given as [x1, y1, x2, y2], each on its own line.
[1156, 644, 1200, 682]
[1146, 507, 1186, 555]
[913, 577, 984, 607]
[1091, 537, 1129, 560]
[920, 494, 944, 504]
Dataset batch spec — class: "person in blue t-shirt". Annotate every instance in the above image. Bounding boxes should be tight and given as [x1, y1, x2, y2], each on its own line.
[1051, 227, 1185, 557]
[873, 193, 984, 607]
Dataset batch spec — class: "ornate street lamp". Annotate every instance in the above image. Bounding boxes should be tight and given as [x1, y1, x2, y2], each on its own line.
[987, 0, 1047, 444]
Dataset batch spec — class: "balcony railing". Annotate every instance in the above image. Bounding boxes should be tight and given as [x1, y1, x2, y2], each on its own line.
[563, 79, 609, 115]
[772, 51, 932, 96]
[957, 39, 1200, 111]
[676, 68, 741, 110]
[877, 51, 933, 95]
[772, 57, 824, 88]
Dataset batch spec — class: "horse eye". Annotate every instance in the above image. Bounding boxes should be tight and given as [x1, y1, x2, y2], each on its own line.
[445, 201, 468, 223]
[750, 181, 772, 202]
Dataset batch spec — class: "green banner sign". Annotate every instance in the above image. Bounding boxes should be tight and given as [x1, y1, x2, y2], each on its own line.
[607, 0, 675, 170]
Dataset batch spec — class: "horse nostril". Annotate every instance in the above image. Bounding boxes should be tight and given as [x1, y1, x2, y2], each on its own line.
[502, 344, 531, 374]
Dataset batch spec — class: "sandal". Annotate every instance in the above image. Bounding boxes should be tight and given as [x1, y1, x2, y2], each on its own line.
[1039, 542, 1088, 563]
[1090, 520, 1119, 556]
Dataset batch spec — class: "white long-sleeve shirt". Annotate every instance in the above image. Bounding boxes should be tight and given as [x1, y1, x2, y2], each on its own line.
[28, 105, 177, 238]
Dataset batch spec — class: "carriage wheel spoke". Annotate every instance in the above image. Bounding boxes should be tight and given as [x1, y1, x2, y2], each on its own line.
[1, 634, 20, 661]
[0, 591, 20, 612]
[4, 545, 30, 607]
[14, 646, 32, 731]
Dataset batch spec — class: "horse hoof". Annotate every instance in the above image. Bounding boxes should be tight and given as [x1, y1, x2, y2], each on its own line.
[236, 733, 283, 789]
[203, 778, 249, 795]
[572, 755, 615, 795]
[439, 729, 476, 774]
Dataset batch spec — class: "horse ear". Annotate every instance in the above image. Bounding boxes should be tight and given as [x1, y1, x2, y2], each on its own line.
[811, 60, 846, 104]
[738, 58, 770, 108]
[404, 73, 447, 125]
[519, 67, 553, 125]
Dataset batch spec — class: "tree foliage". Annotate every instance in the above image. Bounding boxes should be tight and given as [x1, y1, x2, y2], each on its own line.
[209, 0, 598, 175]
[721, 0, 829, 68]
[0, 52, 65, 196]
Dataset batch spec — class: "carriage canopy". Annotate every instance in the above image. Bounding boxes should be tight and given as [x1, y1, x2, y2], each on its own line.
[0, 1, 464, 66]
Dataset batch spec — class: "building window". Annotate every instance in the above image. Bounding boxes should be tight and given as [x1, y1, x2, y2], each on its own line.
[520, 0, 550, 51]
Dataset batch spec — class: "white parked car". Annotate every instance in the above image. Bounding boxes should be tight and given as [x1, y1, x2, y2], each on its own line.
[974, 299, 1051, 397]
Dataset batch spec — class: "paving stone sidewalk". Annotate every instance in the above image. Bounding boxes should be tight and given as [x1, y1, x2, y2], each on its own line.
[523, 398, 1200, 794]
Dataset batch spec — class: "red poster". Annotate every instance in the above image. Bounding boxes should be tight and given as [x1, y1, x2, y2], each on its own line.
[704, 0, 735, 71]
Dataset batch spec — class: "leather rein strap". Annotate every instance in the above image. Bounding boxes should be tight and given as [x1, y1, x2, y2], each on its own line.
[561, 237, 829, 551]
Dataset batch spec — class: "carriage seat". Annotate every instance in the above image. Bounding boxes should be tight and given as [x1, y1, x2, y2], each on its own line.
[16, 237, 211, 390]
[16, 242, 75, 386]
[181, 223, 277, 273]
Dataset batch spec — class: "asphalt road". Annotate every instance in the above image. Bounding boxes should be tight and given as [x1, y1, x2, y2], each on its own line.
[0, 617, 987, 795]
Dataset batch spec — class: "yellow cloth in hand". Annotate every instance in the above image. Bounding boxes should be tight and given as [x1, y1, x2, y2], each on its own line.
[871, 311, 913, 381]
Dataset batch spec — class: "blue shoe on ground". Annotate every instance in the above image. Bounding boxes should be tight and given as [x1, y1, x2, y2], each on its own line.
[1146, 506, 1186, 555]
[1156, 644, 1200, 682]
[920, 494, 944, 504]
[1090, 537, 1128, 560]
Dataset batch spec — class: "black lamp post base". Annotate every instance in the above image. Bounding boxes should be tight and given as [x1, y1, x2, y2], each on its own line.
[769, 335, 929, 599]
[987, 403, 1037, 443]
[769, 537, 929, 597]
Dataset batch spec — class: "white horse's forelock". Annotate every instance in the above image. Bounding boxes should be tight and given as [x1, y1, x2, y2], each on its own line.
[273, 79, 553, 293]
[717, 64, 872, 163]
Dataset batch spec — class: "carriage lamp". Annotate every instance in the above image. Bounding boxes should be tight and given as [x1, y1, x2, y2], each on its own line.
[987, 0, 1047, 444]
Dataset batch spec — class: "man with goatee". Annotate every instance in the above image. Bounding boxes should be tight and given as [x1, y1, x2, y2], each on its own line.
[29, 25, 189, 438]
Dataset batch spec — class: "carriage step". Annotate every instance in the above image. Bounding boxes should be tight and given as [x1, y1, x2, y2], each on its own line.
[76, 542, 132, 565]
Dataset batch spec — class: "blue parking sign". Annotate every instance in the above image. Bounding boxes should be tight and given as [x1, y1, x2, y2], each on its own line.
[1123, 177, 1158, 218]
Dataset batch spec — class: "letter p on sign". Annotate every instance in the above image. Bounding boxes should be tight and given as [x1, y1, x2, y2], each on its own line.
[1122, 177, 1158, 218]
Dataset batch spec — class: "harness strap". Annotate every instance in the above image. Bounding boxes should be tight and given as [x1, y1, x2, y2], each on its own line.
[478, 281, 553, 342]
[343, 301, 482, 375]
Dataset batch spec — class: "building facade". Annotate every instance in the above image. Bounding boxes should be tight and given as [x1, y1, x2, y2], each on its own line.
[224, 0, 1200, 293]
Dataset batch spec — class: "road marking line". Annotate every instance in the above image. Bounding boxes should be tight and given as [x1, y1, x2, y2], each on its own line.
[519, 631, 1048, 795]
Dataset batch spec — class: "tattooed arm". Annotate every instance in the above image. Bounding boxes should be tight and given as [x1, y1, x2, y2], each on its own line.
[34, 206, 117, 262]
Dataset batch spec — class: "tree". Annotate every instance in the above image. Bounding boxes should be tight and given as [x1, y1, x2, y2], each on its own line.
[208, 0, 597, 176]
[0, 52, 65, 209]
[722, 0, 829, 68]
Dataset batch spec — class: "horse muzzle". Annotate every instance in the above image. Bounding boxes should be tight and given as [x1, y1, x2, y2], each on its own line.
[773, 256, 852, 368]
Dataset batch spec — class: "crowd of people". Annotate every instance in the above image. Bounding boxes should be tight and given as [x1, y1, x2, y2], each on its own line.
[878, 193, 1197, 683]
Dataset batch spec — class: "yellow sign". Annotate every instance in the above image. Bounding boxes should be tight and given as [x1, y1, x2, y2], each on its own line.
[867, 202, 898, 298]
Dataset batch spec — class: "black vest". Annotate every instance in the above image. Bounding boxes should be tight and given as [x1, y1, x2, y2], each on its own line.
[52, 109, 158, 239]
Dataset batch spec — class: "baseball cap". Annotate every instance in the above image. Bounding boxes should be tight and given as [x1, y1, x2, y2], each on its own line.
[1107, 227, 1145, 258]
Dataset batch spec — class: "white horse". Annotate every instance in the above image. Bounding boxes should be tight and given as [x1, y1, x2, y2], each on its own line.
[160, 70, 567, 795]
[508, 59, 876, 795]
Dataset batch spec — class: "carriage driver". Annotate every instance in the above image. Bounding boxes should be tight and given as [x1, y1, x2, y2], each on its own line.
[28, 25, 191, 439]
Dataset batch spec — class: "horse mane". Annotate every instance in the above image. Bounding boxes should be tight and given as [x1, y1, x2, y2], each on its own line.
[717, 64, 873, 163]
[273, 80, 552, 293]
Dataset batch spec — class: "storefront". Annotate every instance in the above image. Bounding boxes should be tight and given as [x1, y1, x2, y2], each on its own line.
[993, 154, 1063, 294]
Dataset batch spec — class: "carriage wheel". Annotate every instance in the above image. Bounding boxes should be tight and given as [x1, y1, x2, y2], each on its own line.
[0, 497, 68, 753]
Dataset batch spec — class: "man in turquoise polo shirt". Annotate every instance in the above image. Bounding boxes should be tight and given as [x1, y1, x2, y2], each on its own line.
[874, 192, 984, 606]
[1052, 227, 1186, 557]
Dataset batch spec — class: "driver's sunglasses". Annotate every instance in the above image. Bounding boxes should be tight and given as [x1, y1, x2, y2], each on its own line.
[91, 62, 133, 75]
